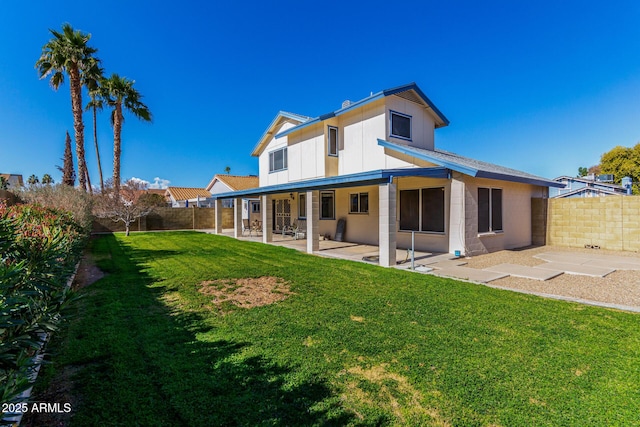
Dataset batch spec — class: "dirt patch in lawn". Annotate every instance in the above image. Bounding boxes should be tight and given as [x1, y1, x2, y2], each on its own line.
[343, 363, 449, 425]
[198, 276, 294, 310]
[71, 250, 106, 290]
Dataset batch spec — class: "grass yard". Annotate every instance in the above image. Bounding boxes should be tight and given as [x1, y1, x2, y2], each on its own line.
[33, 232, 640, 426]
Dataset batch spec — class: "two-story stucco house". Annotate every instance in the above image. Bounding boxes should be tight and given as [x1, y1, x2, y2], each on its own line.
[213, 82, 563, 266]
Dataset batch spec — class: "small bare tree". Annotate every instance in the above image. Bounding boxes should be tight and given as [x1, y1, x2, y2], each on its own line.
[94, 179, 157, 236]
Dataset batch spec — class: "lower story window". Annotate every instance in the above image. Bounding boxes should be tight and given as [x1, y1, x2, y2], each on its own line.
[399, 187, 445, 232]
[251, 201, 260, 213]
[478, 188, 503, 233]
[320, 191, 335, 219]
[349, 192, 369, 214]
[298, 193, 306, 218]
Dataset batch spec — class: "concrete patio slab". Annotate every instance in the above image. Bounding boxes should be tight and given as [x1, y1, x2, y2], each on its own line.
[431, 266, 508, 283]
[428, 260, 469, 268]
[587, 259, 640, 270]
[533, 253, 593, 265]
[535, 262, 615, 277]
[484, 263, 564, 281]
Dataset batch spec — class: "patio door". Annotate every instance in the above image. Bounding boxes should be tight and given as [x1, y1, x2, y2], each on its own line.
[272, 199, 291, 232]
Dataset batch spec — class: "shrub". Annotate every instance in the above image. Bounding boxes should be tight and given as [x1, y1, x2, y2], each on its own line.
[0, 202, 85, 407]
[18, 184, 94, 233]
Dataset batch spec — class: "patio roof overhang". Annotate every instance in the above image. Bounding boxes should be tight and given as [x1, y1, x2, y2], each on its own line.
[211, 167, 450, 200]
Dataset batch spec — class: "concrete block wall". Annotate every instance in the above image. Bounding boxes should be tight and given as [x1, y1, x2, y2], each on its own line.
[93, 207, 217, 233]
[547, 196, 640, 251]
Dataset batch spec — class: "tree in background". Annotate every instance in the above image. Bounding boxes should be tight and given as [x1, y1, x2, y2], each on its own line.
[0, 177, 8, 190]
[94, 179, 157, 236]
[36, 23, 100, 193]
[84, 58, 106, 192]
[27, 175, 40, 186]
[101, 74, 152, 194]
[599, 143, 640, 194]
[224, 166, 231, 174]
[577, 166, 588, 177]
[42, 174, 54, 185]
[56, 131, 76, 186]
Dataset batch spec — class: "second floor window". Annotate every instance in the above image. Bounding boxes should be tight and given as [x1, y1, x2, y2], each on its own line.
[269, 147, 288, 172]
[328, 126, 338, 156]
[390, 111, 412, 140]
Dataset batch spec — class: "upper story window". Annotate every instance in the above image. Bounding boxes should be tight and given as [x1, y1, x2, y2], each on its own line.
[328, 126, 338, 156]
[390, 111, 412, 140]
[269, 147, 288, 172]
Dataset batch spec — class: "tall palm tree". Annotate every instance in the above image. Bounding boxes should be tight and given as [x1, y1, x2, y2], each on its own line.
[101, 73, 152, 193]
[36, 23, 99, 193]
[84, 59, 105, 192]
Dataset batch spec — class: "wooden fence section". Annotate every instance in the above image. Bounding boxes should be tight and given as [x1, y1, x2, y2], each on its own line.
[546, 196, 640, 251]
[92, 207, 234, 233]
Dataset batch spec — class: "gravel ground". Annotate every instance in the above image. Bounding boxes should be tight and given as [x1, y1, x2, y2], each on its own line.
[463, 246, 640, 309]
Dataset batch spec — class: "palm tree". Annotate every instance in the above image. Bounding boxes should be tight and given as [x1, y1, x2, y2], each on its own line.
[101, 73, 152, 193]
[42, 174, 54, 185]
[27, 175, 40, 186]
[84, 59, 105, 192]
[36, 23, 100, 193]
[224, 166, 231, 174]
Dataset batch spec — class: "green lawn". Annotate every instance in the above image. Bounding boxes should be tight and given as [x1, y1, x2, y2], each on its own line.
[36, 232, 640, 426]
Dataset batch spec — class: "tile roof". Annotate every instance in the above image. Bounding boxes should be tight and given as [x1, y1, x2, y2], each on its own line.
[166, 187, 212, 201]
[378, 139, 564, 188]
[205, 174, 259, 191]
[214, 175, 259, 191]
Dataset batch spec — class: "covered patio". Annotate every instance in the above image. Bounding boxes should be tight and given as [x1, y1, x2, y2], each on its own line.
[211, 167, 453, 267]
[216, 228, 448, 268]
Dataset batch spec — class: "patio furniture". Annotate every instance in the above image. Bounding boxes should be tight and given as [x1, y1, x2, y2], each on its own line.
[293, 220, 306, 240]
[251, 220, 262, 236]
[242, 219, 252, 236]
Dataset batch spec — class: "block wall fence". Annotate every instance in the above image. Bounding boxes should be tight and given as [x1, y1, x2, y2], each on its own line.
[537, 196, 640, 252]
[92, 207, 234, 233]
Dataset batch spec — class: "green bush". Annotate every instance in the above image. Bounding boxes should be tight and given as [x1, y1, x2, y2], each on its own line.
[0, 202, 86, 407]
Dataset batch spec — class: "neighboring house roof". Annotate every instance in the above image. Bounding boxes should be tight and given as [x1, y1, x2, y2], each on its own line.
[251, 111, 312, 156]
[271, 83, 450, 145]
[552, 176, 626, 191]
[0, 174, 24, 187]
[165, 187, 212, 202]
[553, 186, 625, 198]
[378, 139, 564, 188]
[205, 174, 259, 192]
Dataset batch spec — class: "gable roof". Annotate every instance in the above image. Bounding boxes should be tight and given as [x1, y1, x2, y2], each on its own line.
[378, 139, 564, 188]
[251, 111, 312, 156]
[553, 186, 625, 198]
[206, 174, 259, 192]
[272, 83, 449, 142]
[165, 187, 212, 201]
[553, 175, 626, 190]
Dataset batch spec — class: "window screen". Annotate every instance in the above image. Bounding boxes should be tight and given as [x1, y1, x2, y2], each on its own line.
[391, 112, 411, 139]
[320, 191, 334, 219]
[399, 189, 419, 230]
[478, 188, 490, 233]
[422, 187, 445, 232]
[298, 193, 306, 218]
[269, 147, 287, 172]
[328, 126, 338, 156]
[491, 189, 503, 231]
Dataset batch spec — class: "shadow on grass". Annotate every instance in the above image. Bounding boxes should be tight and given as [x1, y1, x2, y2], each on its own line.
[36, 234, 353, 426]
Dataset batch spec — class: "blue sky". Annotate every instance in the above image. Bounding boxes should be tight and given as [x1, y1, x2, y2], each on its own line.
[1, 1, 639, 189]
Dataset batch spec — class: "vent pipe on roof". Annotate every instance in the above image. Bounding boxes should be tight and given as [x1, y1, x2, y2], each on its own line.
[342, 100, 351, 109]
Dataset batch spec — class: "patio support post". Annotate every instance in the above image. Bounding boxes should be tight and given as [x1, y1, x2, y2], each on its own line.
[215, 198, 223, 234]
[233, 198, 242, 238]
[448, 173, 466, 255]
[379, 182, 397, 267]
[262, 194, 273, 243]
[306, 190, 319, 253]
